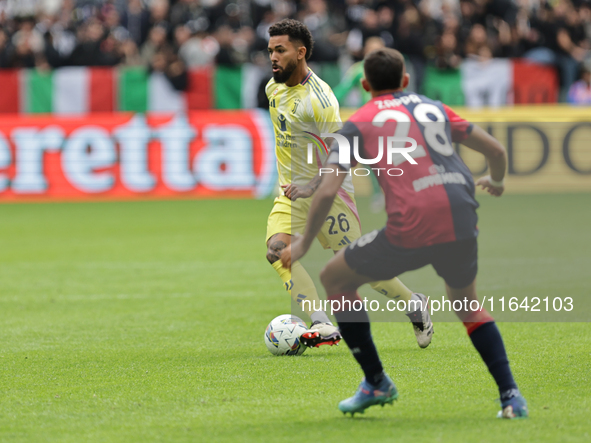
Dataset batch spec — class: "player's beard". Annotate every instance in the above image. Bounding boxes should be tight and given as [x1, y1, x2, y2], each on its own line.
[272, 58, 298, 83]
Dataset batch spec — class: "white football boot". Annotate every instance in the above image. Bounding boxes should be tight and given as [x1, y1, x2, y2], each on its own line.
[300, 321, 342, 348]
[405, 293, 434, 348]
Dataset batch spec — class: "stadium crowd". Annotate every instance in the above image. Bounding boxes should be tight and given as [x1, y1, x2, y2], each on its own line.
[0, 0, 590, 102]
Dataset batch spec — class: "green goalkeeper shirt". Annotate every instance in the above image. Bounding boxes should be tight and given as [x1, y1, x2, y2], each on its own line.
[333, 61, 371, 107]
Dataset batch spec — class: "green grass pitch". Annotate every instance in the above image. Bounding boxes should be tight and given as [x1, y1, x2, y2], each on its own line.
[0, 194, 589, 442]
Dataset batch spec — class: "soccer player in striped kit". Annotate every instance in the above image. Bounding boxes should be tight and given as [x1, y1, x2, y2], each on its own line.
[281, 47, 528, 419]
[264, 19, 434, 349]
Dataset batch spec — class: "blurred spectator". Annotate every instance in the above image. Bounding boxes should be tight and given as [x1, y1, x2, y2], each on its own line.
[149, 46, 187, 90]
[376, 6, 395, 48]
[214, 24, 253, 66]
[12, 17, 44, 67]
[434, 30, 462, 69]
[68, 17, 119, 65]
[334, 36, 385, 106]
[457, 0, 479, 47]
[140, 23, 170, 65]
[41, 9, 77, 67]
[120, 0, 151, 47]
[119, 37, 142, 65]
[170, 0, 208, 30]
[464, 23, 493, 61]
[582, 3, 591, 42]
[556, 2, 590, 82]
[149, 0, 170, 29]
[300, 0, 345, 62]
[567, 61, 591, 104]
[485, 0, 519, 25]
[395, 5, 427, 88]
[252, 8, 276, 52]
[0, 27, 15, 67]
[0, 0, 588, 104]
[346, 8, 382, 60]
[104, 4, 130, 43]
[344, 0, 370, 30]
[524, 1, 590, 95]
[175, 22, 218, 68]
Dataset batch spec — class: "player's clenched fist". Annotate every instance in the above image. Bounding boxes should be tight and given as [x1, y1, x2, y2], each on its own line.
[280, 244, 292, 270]
[476, 175, 504, 197]
[281, 184, 314, 201]
[280, 234, 307, 270]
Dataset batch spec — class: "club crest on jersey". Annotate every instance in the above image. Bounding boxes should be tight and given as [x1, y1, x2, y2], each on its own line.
[291, 99, 301, 114]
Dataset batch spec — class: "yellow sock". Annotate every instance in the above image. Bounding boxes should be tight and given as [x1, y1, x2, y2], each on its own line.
[271, 260, 327, 319]
[370, 277, 413, 302]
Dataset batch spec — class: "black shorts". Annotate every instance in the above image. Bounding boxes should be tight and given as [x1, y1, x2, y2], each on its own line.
[344, 228, 478, 289]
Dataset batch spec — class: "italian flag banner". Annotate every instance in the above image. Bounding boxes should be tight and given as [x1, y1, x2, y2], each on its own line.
[0, 67, 212, 114]
[0, 59, 558, 114]
[414, 59, 558, 107]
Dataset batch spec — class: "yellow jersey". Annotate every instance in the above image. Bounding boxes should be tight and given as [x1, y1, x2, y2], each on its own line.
[266, 69, 353, 193]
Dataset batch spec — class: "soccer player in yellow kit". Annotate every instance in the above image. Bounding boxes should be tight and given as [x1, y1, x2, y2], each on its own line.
[265, 19, 433, 348]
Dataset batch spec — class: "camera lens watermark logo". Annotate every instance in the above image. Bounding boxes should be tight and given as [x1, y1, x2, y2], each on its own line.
[304, 131, 418, 176]
[303, 131, 330, 160]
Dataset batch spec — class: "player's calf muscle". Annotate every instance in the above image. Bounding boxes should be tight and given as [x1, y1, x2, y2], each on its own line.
[320, 257, 361, 295]
[266, 234, 291, 264]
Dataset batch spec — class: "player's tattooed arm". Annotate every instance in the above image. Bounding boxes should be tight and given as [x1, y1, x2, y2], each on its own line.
[281, 174, 321, 201]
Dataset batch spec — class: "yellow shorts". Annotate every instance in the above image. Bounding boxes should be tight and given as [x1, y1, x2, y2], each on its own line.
[265, 190, 362, 251]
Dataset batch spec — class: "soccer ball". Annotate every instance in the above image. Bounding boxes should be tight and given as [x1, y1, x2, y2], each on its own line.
[264, 314, 308, 356]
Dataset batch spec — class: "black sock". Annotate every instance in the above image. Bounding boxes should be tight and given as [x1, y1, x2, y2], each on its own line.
[335, 307, 384, 387]
[469, 322, 518, 400]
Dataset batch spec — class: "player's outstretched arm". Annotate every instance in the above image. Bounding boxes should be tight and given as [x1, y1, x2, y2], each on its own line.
[462, 125, 508, 197]
[281, 168, 347, 269]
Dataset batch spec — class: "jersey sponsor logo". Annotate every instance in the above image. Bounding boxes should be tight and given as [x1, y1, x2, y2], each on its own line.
[412, 171, 467, 192]
[278, 114, 287, 132]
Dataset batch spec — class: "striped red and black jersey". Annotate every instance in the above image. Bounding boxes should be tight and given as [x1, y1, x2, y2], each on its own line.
[329, 91, 479, 248]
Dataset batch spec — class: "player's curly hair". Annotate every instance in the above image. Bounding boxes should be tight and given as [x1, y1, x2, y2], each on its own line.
[268, 19, 314, 61]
